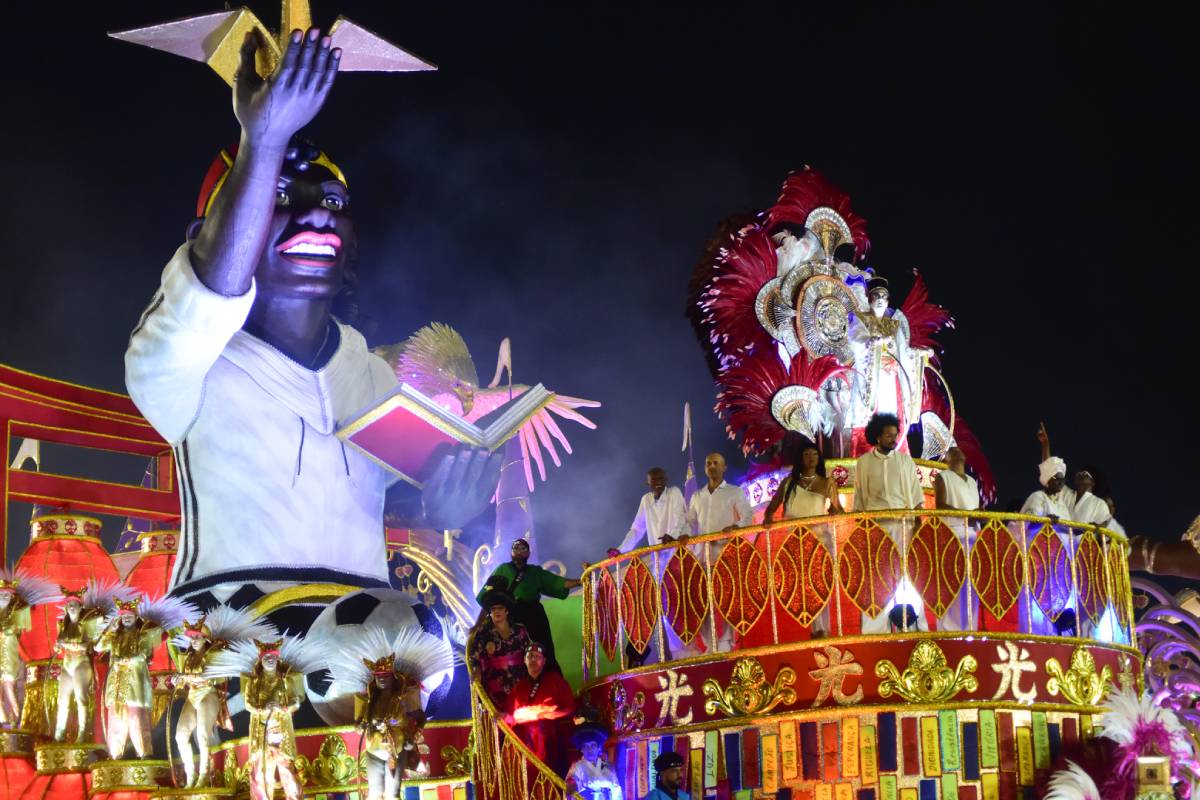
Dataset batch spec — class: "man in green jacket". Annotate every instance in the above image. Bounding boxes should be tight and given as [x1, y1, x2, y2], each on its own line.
[476, 539, 580, 673]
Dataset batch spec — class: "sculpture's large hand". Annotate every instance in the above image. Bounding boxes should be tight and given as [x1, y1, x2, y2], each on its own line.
[235, 27, 340, 148]
[421, 448, 503, 530]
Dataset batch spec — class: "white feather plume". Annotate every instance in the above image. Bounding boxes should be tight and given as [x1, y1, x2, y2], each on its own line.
[324, 624, 457, 696]
[203, 634, 325, 681]
[1098, 682, 1190, 746]
[1043, 760, 1101, 800]
[0, 567, 62, 607]
[136, 594, 199, 632]
[171, 604, 279, 650]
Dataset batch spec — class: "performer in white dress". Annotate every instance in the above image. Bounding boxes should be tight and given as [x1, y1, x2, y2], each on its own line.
[763, 442, 842, 634]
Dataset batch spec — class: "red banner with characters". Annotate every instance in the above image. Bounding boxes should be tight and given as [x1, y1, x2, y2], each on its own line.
[587, 636, 1137, 732]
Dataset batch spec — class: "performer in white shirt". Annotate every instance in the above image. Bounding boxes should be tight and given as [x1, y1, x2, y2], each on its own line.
[1034, 424, 1110, 524]
[125, 29, 500, 614]
[612, 468, 689, 664]
[1019, 457, 1072, 519]
[932, 447, 979, 631]
[852, 413, 925, 634]
[687, 454, 754, 535]
[615, 468, 690, 553]
[686, 453, 753, 652]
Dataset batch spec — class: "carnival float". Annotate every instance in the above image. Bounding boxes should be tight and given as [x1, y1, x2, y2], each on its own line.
[0, 3, 1196, 800]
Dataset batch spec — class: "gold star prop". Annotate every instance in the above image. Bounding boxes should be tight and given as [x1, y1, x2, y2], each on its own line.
[109, 0, 436, 86]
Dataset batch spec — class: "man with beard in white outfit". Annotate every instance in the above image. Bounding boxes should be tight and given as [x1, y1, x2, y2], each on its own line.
[853, 413, 925, 633]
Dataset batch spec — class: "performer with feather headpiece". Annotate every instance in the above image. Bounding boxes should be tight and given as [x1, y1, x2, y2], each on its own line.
[205, 635, 323, 800]
[326, 624, 456, 799]
[94, 592, 197, 758]
[172, 606, 279, 787]
[0, 567, 61, 727]
[53, 579, 127, 742]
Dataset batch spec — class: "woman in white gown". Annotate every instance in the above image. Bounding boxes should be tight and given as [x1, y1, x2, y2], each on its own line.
[761, 442, 843, 637]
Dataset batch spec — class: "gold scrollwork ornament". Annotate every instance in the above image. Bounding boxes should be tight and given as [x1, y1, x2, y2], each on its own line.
[875, 641, 979, 704]
[1045, 646, 1113, 707]
[607, 681, 646, 733]
[702, 657, 798, 717]
[294, 734, 364, 787]
[441, 731, 475, 777]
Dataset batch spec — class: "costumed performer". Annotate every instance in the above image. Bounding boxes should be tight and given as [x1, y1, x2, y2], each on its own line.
[94, 593, 197, 758]
[172, 606, 278, 787]
[567, 723, 623, 800]
[847, 276, 928, 455]
[326, 625, 456, 799]
[53, 580, 124, 743]
[476, 538, 578, 674]
[468, 585, 531, 705]
[0, 568, 61, 728]
[205, 635, 322, 800]
[504, 642, 575, 773]
[124, 26, 501, 608]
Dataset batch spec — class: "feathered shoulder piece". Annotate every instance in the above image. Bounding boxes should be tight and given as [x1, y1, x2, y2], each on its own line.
[695, 225, 781, 372]
[325, 624, 458, 698]
[766, 167, 870, 262]
[376, 322, 480, 398]
[716, 350, 848, 456]
[203, 633, 325, 681]
[898, 270, 954, 352]
[81, 579, 135, 619]
[172, 604, 279, 652]
[0, 567, 62, 607]
[117, 594, 199, 632]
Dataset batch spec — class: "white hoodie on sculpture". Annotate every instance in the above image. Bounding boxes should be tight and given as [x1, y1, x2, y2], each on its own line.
[125, 244, 396, 601]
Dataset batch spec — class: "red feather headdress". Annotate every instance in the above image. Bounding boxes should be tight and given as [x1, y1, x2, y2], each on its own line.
[766, 167, 871, 262]
[697, 225, 780, 369]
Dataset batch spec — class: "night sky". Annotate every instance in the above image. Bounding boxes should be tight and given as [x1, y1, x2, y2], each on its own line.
[1, 3, 1190, 566]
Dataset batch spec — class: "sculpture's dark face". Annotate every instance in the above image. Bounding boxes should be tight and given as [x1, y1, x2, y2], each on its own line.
[255, 160, 354, 301]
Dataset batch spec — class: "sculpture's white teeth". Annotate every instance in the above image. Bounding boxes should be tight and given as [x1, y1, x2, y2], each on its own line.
[283, 242, 337, 257]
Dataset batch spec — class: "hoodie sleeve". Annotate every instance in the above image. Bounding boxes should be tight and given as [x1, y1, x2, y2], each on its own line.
[124, 243, 256, 445]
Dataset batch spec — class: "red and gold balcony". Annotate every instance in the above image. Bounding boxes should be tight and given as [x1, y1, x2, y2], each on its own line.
[578, 510, 1135, 798]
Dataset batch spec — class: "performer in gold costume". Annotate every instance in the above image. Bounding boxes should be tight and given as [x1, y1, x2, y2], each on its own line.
[327, 626, 455, 800]
[172, 606, 277, 788]
[94, 593, 195, 758]
[206, 636, 321, 800]
[0, 568, 60, 728]
[53, 582, 118, 742]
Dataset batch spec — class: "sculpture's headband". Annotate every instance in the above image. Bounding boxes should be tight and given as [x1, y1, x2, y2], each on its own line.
[196, 140, 348, 218]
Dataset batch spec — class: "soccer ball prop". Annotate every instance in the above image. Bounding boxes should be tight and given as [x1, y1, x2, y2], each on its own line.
[305, 588, 457, 725]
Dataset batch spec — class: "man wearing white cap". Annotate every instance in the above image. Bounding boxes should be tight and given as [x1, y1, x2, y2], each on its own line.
[1020, 455, 1071, 519]
[1034, 423, 1110, 525]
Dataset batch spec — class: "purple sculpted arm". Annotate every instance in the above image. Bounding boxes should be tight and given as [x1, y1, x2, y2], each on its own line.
[190, 28, 341, 296]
